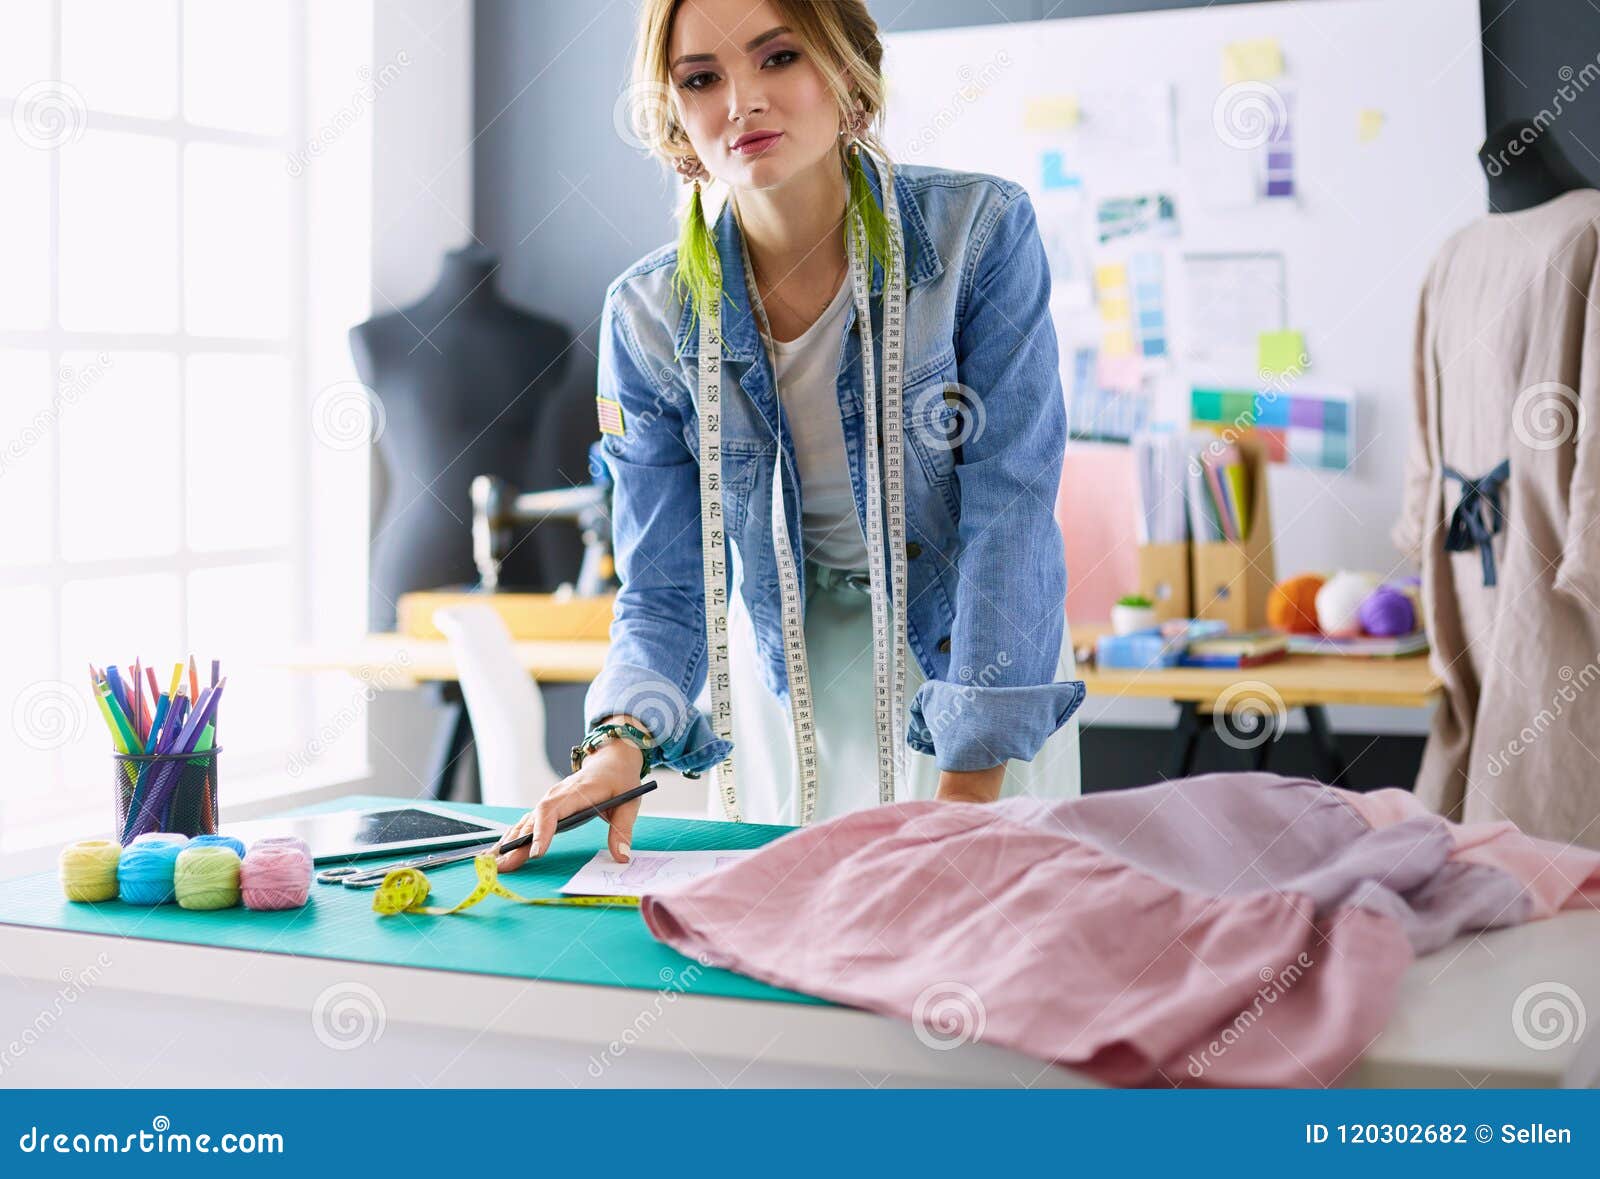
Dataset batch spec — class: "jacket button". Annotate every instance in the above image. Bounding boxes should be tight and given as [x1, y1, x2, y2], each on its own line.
[906, 541, 922, 559]
[936, 635, 951, 654]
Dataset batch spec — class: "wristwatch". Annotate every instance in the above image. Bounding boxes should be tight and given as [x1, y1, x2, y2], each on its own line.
[570, 721, 654, 776]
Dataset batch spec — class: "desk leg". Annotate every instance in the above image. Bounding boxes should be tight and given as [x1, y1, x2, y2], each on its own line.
[1167, 702, 1202, 779]
[429, 683, 475, 800]
[1303, 704, 1348, 786]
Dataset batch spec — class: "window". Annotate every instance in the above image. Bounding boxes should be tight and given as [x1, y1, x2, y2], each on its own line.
[0, 1, 375, 850]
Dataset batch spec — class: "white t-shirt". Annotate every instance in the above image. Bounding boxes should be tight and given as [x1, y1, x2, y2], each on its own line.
[767, 273, 869, 570]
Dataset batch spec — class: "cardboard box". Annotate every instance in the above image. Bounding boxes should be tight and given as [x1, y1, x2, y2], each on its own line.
[1190, 436, 1276, 631]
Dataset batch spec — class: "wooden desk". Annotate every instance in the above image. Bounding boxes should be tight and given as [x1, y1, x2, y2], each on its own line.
[284, 628, 1443, 789]
[283, 634, 608, 685]
[1072, 624, 1441, 782]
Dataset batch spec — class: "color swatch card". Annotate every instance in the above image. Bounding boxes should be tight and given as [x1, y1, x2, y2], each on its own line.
[1190, 386, 1353, 471]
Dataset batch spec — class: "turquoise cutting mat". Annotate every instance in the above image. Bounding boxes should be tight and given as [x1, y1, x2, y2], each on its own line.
[0, 795, 824, 1006]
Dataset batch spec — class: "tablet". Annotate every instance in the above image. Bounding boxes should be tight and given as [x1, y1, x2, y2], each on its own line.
[224, 803, 508, 864]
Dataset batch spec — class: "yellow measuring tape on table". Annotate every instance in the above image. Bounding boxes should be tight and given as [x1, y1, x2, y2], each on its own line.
[372, 852, 639, 917]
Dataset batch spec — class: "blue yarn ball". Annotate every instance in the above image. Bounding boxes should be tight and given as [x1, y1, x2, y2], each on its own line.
[117, 841, 185, 905]
[189, 833, 246, 858]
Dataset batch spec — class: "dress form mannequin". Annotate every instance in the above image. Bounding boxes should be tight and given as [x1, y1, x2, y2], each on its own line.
[1480, 119, 1592, 213]
[349, 244, 575, 629]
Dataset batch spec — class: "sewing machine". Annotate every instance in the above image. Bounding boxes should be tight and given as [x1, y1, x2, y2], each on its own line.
[396, 447, 618, 642]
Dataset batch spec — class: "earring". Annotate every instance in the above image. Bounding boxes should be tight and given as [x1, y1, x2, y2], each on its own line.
[674, 154, 708, 184]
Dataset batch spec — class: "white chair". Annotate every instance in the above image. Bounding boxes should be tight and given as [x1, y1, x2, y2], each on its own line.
[433, 603, 563, 808]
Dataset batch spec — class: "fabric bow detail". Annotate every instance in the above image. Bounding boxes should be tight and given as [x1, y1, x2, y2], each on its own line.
[1442, 459, 1511, 587]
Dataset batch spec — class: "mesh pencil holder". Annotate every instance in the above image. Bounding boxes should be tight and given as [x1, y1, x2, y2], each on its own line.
[114, 747, 222, 845]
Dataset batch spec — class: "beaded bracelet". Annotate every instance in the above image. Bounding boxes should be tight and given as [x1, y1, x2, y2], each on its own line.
[570, 721, 654, 776]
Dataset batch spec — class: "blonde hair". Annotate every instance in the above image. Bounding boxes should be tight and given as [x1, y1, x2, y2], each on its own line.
[629, 0, 889, 180]
[625, 0, 900, 358]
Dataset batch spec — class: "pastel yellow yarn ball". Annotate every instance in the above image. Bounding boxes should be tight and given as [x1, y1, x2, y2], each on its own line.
[59, 839, 121, 903]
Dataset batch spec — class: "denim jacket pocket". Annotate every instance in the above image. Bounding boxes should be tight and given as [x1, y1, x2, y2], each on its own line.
[905, 379, 962, 515]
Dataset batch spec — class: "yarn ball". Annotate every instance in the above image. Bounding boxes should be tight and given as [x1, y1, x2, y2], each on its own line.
[174, 845, 242, 910]
[130, 831, 189, 849]
[1267, 574, 1326, 634]
[59, 839, 121, 903]
[250, 835, 310, 856]
[116, 840, 186, 905]
[1358, 585, 1416, 637]
[1315, 571, 1382, 636]
[240, 845, 313, 911]
[189, 833, 246, 858]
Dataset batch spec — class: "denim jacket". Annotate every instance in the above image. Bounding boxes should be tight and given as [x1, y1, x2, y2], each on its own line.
[586, 159, 1086, 775]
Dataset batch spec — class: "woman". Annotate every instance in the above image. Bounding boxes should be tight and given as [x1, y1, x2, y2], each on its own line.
[498, 0, 1083, 872]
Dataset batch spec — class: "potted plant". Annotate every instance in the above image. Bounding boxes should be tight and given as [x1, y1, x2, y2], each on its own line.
[1111, 593, 1160, 636]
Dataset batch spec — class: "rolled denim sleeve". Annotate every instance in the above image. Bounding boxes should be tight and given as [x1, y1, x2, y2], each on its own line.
[907, 187, 1085, 772]
[583, 285, 731, 776]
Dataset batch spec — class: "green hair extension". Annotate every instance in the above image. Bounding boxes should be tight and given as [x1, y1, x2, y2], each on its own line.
[670, 182, 732, 363]
[845, 146, 898, 294]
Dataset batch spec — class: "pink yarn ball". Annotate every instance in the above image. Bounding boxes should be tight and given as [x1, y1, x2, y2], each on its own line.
[240, 845, 312, 910]
[1357, 585, 1416, 637]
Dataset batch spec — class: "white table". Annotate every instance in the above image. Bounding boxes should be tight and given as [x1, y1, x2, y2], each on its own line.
[2, 912, 1596, 1088]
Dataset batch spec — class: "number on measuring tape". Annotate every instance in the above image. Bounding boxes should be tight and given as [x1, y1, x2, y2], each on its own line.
[696, 148, 908, 823]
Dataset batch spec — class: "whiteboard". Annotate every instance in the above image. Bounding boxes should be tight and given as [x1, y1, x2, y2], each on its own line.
[880, 0, 1485, 590]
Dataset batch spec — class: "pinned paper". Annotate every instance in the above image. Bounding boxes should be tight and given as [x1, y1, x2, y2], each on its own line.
[1223, 37, 1283, 85]
[1040, 150, 1081, 190]
[1258, 329, 1307, 376]
[1024, 94, 1080, 131]
[1358, 108, 1385, 142]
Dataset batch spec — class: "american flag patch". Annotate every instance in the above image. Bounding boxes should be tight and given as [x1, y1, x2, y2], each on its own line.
[596, 396, 625, 437]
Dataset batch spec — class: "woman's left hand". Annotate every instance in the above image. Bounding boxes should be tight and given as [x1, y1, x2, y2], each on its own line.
[935, 764, 1005, 804]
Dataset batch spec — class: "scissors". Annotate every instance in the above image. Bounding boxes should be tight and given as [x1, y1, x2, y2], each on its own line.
[315, 779, 658, 889]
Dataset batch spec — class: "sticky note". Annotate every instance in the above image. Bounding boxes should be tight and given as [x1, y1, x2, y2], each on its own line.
[1040, 150, 1080, 190]
[1094, 263, 1128, 291]
[1258, 329, 1307, 376]
[1358, 109, 1384, 142]
[1223, 37, 1284, 85]
[1102, 329, 1134, 358]
[1025, 95, 1079, 131]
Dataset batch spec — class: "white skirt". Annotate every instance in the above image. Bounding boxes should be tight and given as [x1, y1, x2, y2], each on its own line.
[709, 558, 1082, 826]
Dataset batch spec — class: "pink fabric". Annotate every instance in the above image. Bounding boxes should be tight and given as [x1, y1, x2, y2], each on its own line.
[1337, 787, 1600, 918]
[644, 794, 1404, 1086]
[643, 774, 1600, 1087]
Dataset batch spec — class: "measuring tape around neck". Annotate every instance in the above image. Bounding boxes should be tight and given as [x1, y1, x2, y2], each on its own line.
[695, 146, 908, 824]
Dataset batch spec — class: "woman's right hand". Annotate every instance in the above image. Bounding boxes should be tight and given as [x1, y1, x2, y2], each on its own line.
[494, 735, 646, 873]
